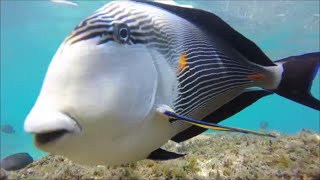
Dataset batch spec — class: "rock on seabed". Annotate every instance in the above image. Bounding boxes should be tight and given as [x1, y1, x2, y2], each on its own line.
[1, 130, 319, 180]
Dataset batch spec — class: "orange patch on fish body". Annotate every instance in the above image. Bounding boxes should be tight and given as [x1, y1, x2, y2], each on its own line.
[178, 52, 188, 72]
[247, 74, 266, 79]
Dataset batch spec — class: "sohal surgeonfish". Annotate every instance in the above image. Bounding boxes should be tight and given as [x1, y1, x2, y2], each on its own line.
[24, 0, 319, 165]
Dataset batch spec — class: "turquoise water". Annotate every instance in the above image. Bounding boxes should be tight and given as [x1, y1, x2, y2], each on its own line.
[1, 1, 319, 160]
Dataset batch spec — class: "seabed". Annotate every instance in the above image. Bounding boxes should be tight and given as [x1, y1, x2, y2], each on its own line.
[1, 130, 319, 180]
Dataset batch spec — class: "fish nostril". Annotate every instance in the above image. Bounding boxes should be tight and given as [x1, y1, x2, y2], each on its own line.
[35, 129, 69, 145]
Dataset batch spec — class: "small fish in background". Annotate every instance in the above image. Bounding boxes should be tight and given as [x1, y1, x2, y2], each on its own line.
[50, 0, 79, 7]
[0, 153, 33, 171]
[23, 0, 319, 165]
[260, 121, 269, 132]
[0, 124, 15, 134]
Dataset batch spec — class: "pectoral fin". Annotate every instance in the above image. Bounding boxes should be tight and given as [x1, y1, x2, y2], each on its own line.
[147, 148, 186, 160]
[157, 105, 276, 138]
[171, 90, 273, 142]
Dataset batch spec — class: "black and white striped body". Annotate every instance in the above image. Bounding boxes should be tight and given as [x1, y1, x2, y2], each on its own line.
[67, 1, 267, 116]
[67, 1, 275, 128]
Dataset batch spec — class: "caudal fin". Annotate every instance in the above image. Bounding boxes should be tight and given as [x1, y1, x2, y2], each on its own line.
[274, 52, 320, 110]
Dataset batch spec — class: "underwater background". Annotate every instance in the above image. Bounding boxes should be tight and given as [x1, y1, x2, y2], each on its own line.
[1, 0, 319, 161]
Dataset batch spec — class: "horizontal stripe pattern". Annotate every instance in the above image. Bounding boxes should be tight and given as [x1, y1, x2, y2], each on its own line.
[63, 1, 257, 118]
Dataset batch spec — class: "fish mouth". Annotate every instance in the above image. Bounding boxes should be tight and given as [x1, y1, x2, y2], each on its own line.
[24, 111, 82, 146]
[35, 129, 70, 145]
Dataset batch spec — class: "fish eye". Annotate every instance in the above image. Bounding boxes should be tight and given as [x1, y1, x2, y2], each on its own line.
[113, 23, 130, 44]
[119, 28, 128, 39]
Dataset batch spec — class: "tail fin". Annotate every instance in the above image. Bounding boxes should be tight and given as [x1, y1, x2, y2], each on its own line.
[274, 52, 320, 110]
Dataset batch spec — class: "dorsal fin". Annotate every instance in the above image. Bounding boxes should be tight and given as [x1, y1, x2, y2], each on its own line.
[133, 0, 276, 67]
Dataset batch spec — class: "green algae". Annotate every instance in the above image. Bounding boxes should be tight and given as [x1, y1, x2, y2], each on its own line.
[1, 130, 319, 180]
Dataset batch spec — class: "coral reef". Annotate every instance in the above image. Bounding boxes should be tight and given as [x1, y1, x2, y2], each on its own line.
[1, 130, 319, 180]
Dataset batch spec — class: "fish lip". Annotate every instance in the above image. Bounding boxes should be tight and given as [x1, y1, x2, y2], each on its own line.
[33, 113, 82, 146]
[35, 129, 70, 145]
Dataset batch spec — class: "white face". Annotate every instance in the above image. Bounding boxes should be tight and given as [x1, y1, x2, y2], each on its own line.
[23, 34, 159, 164]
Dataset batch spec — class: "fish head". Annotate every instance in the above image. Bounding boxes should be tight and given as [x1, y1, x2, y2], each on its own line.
[23, 2, 160, 164]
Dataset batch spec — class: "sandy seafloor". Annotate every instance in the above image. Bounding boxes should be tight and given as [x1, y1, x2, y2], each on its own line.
[1, 130, 319, 180]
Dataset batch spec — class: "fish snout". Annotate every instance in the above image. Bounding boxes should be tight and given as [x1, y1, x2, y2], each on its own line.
[24, 111, 81, 145]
